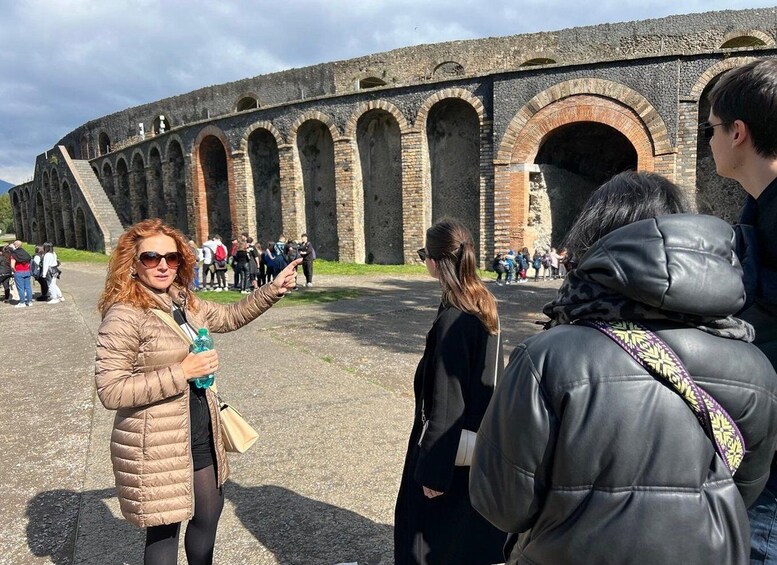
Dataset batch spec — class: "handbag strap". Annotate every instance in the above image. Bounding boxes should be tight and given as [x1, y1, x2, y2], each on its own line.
[151, 308, 193, 345]
[579, 320, 745, 474]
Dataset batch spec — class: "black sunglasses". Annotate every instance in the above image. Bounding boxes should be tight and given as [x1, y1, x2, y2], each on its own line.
[698, 121, 730, 140]
[138, 251, 182, 269]
[417, 247, 428, 262]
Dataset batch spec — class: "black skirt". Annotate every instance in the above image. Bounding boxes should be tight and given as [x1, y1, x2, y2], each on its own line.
[189, 385, 216, 471]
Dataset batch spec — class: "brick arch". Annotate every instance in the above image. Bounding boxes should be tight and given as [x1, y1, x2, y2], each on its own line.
[509, 95, 655, 169]
[163, 134, 187, 160]
[289, 111, 340, 145]
[720, 29, 775, 49]
[689, 57, 758, 99]
[344, 101, 411, 138]
[239, 121, 285, 152]
[192, 125, 237, 243]
[498, 78, 671, 162]
[415, 88, 485, 128]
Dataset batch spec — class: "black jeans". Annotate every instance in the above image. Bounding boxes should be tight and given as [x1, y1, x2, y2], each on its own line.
[302, 261, 314, 284]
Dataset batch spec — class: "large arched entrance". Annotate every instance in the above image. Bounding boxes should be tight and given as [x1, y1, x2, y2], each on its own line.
[500, 92, 659, 252]
[533, 122, 638, 249]
[247, 128, 282, 244]
[199, 135, 233, 240]
[42, 172, 57, 245]
[61, 181, 74, 247]
[695, 77, 745, 223]
[35, 192, 46, 243]
[426, 99, 481, 259]
[74, 207, 88, 250]
[50, 169, 64, 245]
[357, 109, 403, 264]
[297, 120, 337, 260]
[165, 140, 189, 235]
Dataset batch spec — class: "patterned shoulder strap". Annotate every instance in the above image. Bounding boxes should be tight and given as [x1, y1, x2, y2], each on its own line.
[579, 320, 745, 475]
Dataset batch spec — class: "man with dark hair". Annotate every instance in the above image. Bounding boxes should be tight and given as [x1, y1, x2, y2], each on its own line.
[298, 233, 316, 287]
[708, 58, 777, 563]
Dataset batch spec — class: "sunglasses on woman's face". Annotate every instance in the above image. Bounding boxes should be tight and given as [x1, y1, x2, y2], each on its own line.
[137, 251, 182, 269]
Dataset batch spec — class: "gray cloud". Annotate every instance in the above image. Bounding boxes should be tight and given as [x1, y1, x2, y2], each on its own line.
[0, 0, 773, 183]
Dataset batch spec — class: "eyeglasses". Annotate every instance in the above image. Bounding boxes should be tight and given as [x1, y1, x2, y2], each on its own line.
[137, 251, 182, 269]
[417, 248, 428, 262]
[698, 121, 730, 140]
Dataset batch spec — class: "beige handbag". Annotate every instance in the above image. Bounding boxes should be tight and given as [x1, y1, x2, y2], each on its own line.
[151, 308, 259, 453]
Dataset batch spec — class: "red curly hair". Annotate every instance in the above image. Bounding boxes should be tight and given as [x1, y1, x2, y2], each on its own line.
[98, 218, 197, 317]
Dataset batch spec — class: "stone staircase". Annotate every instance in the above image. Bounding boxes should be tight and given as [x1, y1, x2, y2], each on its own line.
[63, 152, 124, 253]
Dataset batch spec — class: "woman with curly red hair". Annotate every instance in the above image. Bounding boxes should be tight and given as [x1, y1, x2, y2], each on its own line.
[95, 218, 299, 565]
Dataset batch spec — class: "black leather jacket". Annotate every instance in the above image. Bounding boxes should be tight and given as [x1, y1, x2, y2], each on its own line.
[471, 215, 777, 565]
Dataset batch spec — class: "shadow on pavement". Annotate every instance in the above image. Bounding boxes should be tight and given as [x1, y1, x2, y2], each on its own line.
[227, 481, 392, 565]
[27, 488, 139, 565]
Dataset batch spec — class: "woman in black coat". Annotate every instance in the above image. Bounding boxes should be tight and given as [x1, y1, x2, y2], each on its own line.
[470, 172, 777, 565]
[394, 218, 506, 564]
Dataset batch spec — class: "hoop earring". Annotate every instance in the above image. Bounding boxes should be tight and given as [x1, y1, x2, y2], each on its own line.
[130, 270, 137, 279]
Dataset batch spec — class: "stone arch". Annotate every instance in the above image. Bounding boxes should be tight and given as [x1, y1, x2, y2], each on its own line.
[720, 30, 774, 49]
[164, 138, 189, 235]
[50, 168, 64, 244]
[34, 191, 46, 243]
[80, 134, 90, 160]
[245, 126, 282, 245]
[344, 101, 411, 138]
[433, 61, 465, 78]
[239, 121, 285, 151]
[497, 78, 672, 162]
[74, 206, 88, 250]
[60, 180, 74, 247]
[521, 57, 558, 67]
[689, 57, 758, 99]
[42, 171, 57, 245]
[98, 131, 111, 155]
[192, 125, 236, 242]
[293, 118, 338, 260]
[235, 94, 260, 112]
[101, 161, 115, 199]
[425, 98, 482, 260]
[416, 88, 485, 128]
[148, 145, 165, 220]
[151, 112, 173, 135]
[289, 111, 340, 143]
[114, 156, 132, 226]
[130, 150, 148, 222]
[356, 108, 404, 264]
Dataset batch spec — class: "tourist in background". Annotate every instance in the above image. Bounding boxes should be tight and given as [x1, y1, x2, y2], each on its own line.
[532, 250, 542, 281]
[298, 233, 316, 287]
[42, 242, 62, 304]
[233, 241, 251, 294]
[492, 252, 506, 285]
[246, 237, 259, 289]
[213, 236, 229, 292]
[11, 240, 33, 308]
[0, 246, 12, 302]
[263, 242, 276, 283]
[549, 247, 560, 279]
[94, 218, 300, 565]
[202, 237, 216, 291]
[394, 218, 505, 564]
[470, 171, 777, 565]
[32, 244, 49, 301]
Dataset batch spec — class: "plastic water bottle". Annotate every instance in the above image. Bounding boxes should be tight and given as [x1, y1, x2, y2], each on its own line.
[191, 328, 215, 389]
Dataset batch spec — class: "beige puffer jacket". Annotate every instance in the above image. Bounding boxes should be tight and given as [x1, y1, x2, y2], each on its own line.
[95, 283, 283, 527]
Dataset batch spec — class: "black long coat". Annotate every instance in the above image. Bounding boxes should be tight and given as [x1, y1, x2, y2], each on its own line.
[394, 304, 506, 565]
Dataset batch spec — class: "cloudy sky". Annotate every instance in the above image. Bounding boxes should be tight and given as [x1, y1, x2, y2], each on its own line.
[0, 0, 773, 184]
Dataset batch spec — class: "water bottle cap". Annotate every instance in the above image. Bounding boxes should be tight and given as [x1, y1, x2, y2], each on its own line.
[198, 328, 208, 336]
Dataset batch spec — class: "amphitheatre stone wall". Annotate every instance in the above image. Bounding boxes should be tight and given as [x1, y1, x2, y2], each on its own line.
[11, 7, 777, 263]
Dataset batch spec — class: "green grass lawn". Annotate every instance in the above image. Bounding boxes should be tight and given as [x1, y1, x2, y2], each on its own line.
[196, 287, 362, 306]
[19, 243, 109, 263]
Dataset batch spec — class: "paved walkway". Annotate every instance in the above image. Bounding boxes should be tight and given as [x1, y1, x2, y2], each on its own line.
[0, 264, 558, 565]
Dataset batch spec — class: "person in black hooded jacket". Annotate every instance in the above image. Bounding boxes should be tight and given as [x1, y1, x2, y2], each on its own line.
[470, 171, 777, 565]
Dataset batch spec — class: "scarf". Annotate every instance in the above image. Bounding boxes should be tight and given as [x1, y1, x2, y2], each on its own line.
[543, 269, 754, 342]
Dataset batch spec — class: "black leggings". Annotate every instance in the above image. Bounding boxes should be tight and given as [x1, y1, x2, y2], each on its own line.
[144, 466, 224, 565]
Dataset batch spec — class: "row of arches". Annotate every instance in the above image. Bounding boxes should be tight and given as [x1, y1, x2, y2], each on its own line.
[28, 57, 754, 260]
[12, 176, 88, 250]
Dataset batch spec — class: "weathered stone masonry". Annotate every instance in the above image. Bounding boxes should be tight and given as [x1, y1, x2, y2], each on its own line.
[11, 8, 777, 261]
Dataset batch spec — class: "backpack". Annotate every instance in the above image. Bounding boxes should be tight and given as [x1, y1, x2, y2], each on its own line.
[30, 257, 41, 278]
[13, 247, 31, 264]
[214, 244, 227, 262]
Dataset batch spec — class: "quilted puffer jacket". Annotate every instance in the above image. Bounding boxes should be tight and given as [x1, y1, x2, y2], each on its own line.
[95, 283, 282, 527]
[470, 215, 777, 565]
